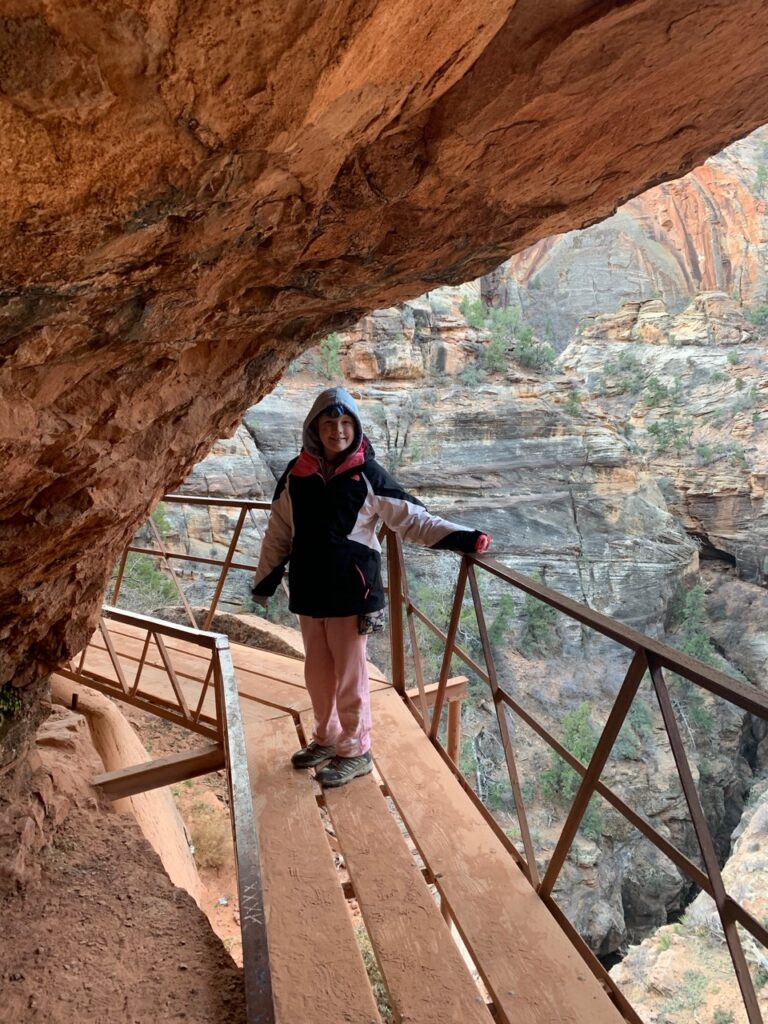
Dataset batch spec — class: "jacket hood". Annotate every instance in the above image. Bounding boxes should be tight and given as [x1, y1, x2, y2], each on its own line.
[302, 386, 363, 459]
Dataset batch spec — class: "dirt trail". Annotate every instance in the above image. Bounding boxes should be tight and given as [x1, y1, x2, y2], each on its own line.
[0, 703, 245, 1024]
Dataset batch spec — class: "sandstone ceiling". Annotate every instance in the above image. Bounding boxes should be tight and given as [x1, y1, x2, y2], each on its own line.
[3, 0, 768, 690]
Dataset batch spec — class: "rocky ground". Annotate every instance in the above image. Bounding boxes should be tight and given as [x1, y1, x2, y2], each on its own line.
[0, 705, 245, 1024]
[610, 780, 768, 1024]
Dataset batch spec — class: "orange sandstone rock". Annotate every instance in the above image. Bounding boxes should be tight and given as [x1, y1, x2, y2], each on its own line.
[2, 1, 768, 697]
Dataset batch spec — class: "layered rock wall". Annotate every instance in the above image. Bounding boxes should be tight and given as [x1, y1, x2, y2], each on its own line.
[497, 127, 768, 344]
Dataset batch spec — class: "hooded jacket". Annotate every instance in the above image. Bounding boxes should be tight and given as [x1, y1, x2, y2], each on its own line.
[252, 386, 482, 618]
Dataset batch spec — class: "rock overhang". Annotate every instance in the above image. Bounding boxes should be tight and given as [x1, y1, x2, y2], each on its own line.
[2, 0, 768, 690]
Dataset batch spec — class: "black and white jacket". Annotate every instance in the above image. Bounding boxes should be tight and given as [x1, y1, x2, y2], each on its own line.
[252, 392, 481, 618]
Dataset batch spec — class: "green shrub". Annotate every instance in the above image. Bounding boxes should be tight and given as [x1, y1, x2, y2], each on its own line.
[540, 703, 603, 840]
[429, 294, 453, 316]
[727, 350, 740, 366]
[540, 703, 599, 804]
[459, 363, 485, 387]
[579, 799, 602, 841]
[744, 304, 768, 334]
[735, 376, 745, 391]
[695, 444, 714, 465]
[603, 351, 644, 394]
[713, 1009, 735, 1024]
[647, 416, 692, 453]
[483, 332, 508, 373]
[679, 585, 718, 666]
[488, 593, 515, 648]
[489, 306, 521, 340]
[151, 501, 173, 537]
[519, 574, 558, 656]
[645, 377, 670, 406]
[0, 683, 23, 728]
[514, 335, 556, 370]
[317, 332, 342, 379]
[612, 700, 652, 762]
[112, 552, 178, 612]
[657, 933, 671, 951]
[709, 369, 728, 384]
[668, 585, 721, 733]
[459, 296, 487, 328]
[486, 780, 511, 812]
[660, 969, 708, 1017]
[563, 390, 583, 417]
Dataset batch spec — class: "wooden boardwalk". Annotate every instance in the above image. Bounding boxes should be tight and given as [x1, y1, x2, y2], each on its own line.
[75, 620, 629, 1024]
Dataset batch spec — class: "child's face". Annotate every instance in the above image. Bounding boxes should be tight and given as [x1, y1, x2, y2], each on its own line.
[317, 413, 355, 460]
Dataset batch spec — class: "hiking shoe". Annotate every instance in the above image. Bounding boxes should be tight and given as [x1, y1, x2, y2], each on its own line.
[315, 752, 373, 788]
[291, 741, 337, 769]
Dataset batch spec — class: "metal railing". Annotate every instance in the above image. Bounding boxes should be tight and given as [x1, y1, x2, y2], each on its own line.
[62, 606, 226, 740]
[105, 493, 768, 1022]
[385, 532, 768, 1024]
[63, 602, 274, 1024]
[111, 494, 272, 631]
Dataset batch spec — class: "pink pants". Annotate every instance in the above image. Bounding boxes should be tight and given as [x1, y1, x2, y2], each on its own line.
[299, 614, 371, 757]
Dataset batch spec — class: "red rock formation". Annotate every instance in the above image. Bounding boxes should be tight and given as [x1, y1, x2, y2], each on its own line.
[503, 129, 768, 341]
[3, 1, 768, 698]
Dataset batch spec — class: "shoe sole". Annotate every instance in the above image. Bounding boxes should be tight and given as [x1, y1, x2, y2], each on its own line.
[317, 762, 373, 788]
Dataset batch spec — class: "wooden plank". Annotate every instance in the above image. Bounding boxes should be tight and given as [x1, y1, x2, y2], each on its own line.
[371, 688, 626, 1024]
[94, 744, 225, 799]
[325, 773, 491, 1024]
[246, 714, 382, 1024]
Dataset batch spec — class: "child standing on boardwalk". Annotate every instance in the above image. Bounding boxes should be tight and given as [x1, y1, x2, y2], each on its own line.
[252, 386, 490, 788]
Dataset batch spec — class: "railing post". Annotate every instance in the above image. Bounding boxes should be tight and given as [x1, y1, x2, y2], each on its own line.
[204, 505, 249, 630]
[386, 529, 407, 696]
[216, 638, 275, 1023]
[429, 557, 468, 741]
[447, 700, 462, 764]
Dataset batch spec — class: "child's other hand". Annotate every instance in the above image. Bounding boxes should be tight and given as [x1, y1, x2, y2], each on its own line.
[475, 533, 492, 554]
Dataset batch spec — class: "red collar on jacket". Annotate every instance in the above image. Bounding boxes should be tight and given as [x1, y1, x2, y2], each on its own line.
[291, 437, 368, 479]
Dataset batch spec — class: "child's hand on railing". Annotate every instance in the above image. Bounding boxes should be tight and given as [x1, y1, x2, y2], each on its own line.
[475, 533, 492, 554]
[250, 592, 269, 608]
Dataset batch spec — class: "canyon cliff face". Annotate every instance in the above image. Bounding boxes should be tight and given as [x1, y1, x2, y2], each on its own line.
[4, 2, 768, 707]
[610, 780, 768, 1023]
[153, 281, 765, 961]
[559, 292, 768, 583]
[494, 126, 768, 345]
